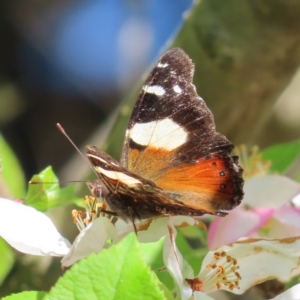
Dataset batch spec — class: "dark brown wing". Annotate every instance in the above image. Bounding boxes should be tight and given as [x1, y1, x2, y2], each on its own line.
[86, 145, 226, 221]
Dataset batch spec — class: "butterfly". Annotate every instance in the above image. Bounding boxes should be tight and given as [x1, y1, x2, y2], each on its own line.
[86, 48, 244, 223]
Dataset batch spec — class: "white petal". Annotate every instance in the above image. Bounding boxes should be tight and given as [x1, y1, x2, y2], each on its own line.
[113, 216, 197, 244]
[137, 218, 169, 242]
[163, 217, 193, 300]
[273, 204, 300, 229]
[61, 216, 118, 267]
[193, 292, 216, 300]
[171, 216, 198, 227]
[266, 218, 300, 240]
[137, 216, 196, 243]
[113, 218, 167, 243]
[0, 198, 71, 256]
[244, 175, 300, 208]
[270, 283, 300, 300]
[200, 236, 300, 294]
[292, 193, 300, 207]
[208, 207, 264, 250]
[114, 218, 135, 237]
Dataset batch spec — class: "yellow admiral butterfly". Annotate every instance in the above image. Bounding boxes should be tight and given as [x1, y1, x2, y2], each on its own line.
[86, 48, 244, 222]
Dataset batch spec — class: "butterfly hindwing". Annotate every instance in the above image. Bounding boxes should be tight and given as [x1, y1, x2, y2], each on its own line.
[86, 145, 219, 221]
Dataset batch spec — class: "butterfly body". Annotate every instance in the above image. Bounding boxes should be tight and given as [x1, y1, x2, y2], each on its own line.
[86, 48, 244, 222]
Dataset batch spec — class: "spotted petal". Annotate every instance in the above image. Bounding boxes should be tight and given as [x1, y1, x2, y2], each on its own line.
[199, 236, 300, 294]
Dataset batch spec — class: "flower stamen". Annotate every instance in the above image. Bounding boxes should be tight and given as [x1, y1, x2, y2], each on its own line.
[72, 195, 113, 231]
[234, 145, 271, 179]
[185, 278, 202, 292]
[72, 209, 86, 231]
[193, 250, 241, 293]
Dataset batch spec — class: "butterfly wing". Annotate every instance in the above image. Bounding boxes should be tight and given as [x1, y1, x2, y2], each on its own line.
[121, 48, 243, 215]
[86, 145, 221, 221]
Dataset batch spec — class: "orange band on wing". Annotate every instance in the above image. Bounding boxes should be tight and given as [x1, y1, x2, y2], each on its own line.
[128, 147, 240, 213]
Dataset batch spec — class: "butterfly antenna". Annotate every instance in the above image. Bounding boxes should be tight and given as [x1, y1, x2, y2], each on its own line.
[29, 179, 85, 185]
[56, 123, 93, 167]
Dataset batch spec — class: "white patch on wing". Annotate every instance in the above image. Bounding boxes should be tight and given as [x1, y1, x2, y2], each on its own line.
[94, 167, 141, 186]
[130, 118, 187, 150]
[233, 163, 240, 173]
[173, 85, 182, 94]
[87, 154, 120, 167]
[144, 85, 166, 96]
[88, 155, 108, 164]
[157, 62, 168, 68]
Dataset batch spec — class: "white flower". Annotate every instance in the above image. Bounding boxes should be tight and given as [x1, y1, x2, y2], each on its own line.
[208, 175, 300, 250]
[1, 193, 202, 268]
[164, 216, 300, 300]
[61, 216, 119, 266]
[3, 195, 300, 300]
[62, 197, 202, 267]
[0, 197, 71, 256]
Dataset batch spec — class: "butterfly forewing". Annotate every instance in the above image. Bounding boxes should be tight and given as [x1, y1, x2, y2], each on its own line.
[120, 48, 243, 215]
[87, 48, 244, 221]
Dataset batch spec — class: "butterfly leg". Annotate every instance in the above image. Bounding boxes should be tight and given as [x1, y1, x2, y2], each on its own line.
[128, 206, 138, 235]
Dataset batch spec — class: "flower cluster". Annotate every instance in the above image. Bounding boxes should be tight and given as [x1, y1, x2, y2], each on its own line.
[208, 146, 300, 250]
[1, 146, 300, 299]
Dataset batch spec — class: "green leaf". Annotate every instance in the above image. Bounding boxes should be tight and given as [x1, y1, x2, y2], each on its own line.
[0, 238, 14, 285]
[284, 274, 300, 291]
[25, 173, 49, 211]
[46, 184, 79, 209]
[139, 238, 175, 293]
[0, 134, 26, 198]
[138, 227, 208, 292]
[24, 167, 80, 211]
[140, 237, 165, 270]
[262, 140, 300, 173]
[293, 168, 300, 183]
[2, 291, 47, 300]
[48, 234, 166, 300]
[176, 229, 207, 275]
